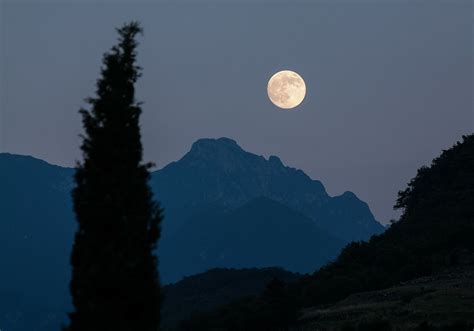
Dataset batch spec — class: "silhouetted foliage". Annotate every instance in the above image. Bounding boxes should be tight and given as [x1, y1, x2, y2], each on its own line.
[66, 22, 163, 331]
[177, 276, 298, 331]
[297, 134, 474, 307]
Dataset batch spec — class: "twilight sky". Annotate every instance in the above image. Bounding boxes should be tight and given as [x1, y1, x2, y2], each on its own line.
[1, 0, 472, 224]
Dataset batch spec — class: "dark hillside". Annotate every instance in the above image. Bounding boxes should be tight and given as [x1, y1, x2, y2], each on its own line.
[299, 134, 474, 307]
[161, 267, 302, 330]
[300, 266, 474, 330]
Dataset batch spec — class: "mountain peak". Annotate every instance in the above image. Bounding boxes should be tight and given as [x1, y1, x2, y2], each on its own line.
[268, 155, 283, 166]
[190, 137, 243, 153]
[154, 137, 382, 243]
[341, 191, 357, 199]
[182, 137, 257, 169]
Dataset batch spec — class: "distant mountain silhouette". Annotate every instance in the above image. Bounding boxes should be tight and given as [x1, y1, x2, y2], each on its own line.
[0, 153, 75, 330]
[159, 197, 345, 282]
[153, 137, 384, 243]
[0, 138, 383, 330]
[151, 138, 383, 281]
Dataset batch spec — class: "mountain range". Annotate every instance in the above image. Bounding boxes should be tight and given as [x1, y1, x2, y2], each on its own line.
[153, 138, 383, 243]
[0, 137, 383, 330]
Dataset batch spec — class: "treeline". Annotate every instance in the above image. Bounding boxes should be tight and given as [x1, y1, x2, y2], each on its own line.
[161, 267, 301, 329]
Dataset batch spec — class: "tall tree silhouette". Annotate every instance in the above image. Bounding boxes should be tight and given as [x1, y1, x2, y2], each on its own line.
[66, 22, 162, 331]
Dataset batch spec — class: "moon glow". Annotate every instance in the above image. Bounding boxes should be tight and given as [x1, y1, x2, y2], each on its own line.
[267, 70, 306, 109]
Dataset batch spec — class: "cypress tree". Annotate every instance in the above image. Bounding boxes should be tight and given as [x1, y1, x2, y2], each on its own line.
[67, 22, 162, 331]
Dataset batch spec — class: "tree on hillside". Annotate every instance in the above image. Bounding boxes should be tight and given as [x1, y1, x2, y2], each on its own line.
[66, 22, 163, 331]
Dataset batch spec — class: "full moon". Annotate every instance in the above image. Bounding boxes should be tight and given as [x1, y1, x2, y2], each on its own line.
[267, 70, 306, 109]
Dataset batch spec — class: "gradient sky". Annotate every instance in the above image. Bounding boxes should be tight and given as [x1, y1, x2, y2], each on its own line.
[1, 0, 472, 224]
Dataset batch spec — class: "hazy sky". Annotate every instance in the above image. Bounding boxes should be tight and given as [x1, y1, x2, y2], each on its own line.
[1, 0, 472, 224]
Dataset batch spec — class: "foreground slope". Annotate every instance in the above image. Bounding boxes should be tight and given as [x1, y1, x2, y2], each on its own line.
[299, 266, 474, 330]
[298, 134, 474, 308]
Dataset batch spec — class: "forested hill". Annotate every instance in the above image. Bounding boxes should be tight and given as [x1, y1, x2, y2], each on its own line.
[161, 267, 302, 330]
[178, 134, 474, 330]
[298, 135, 474, 307]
